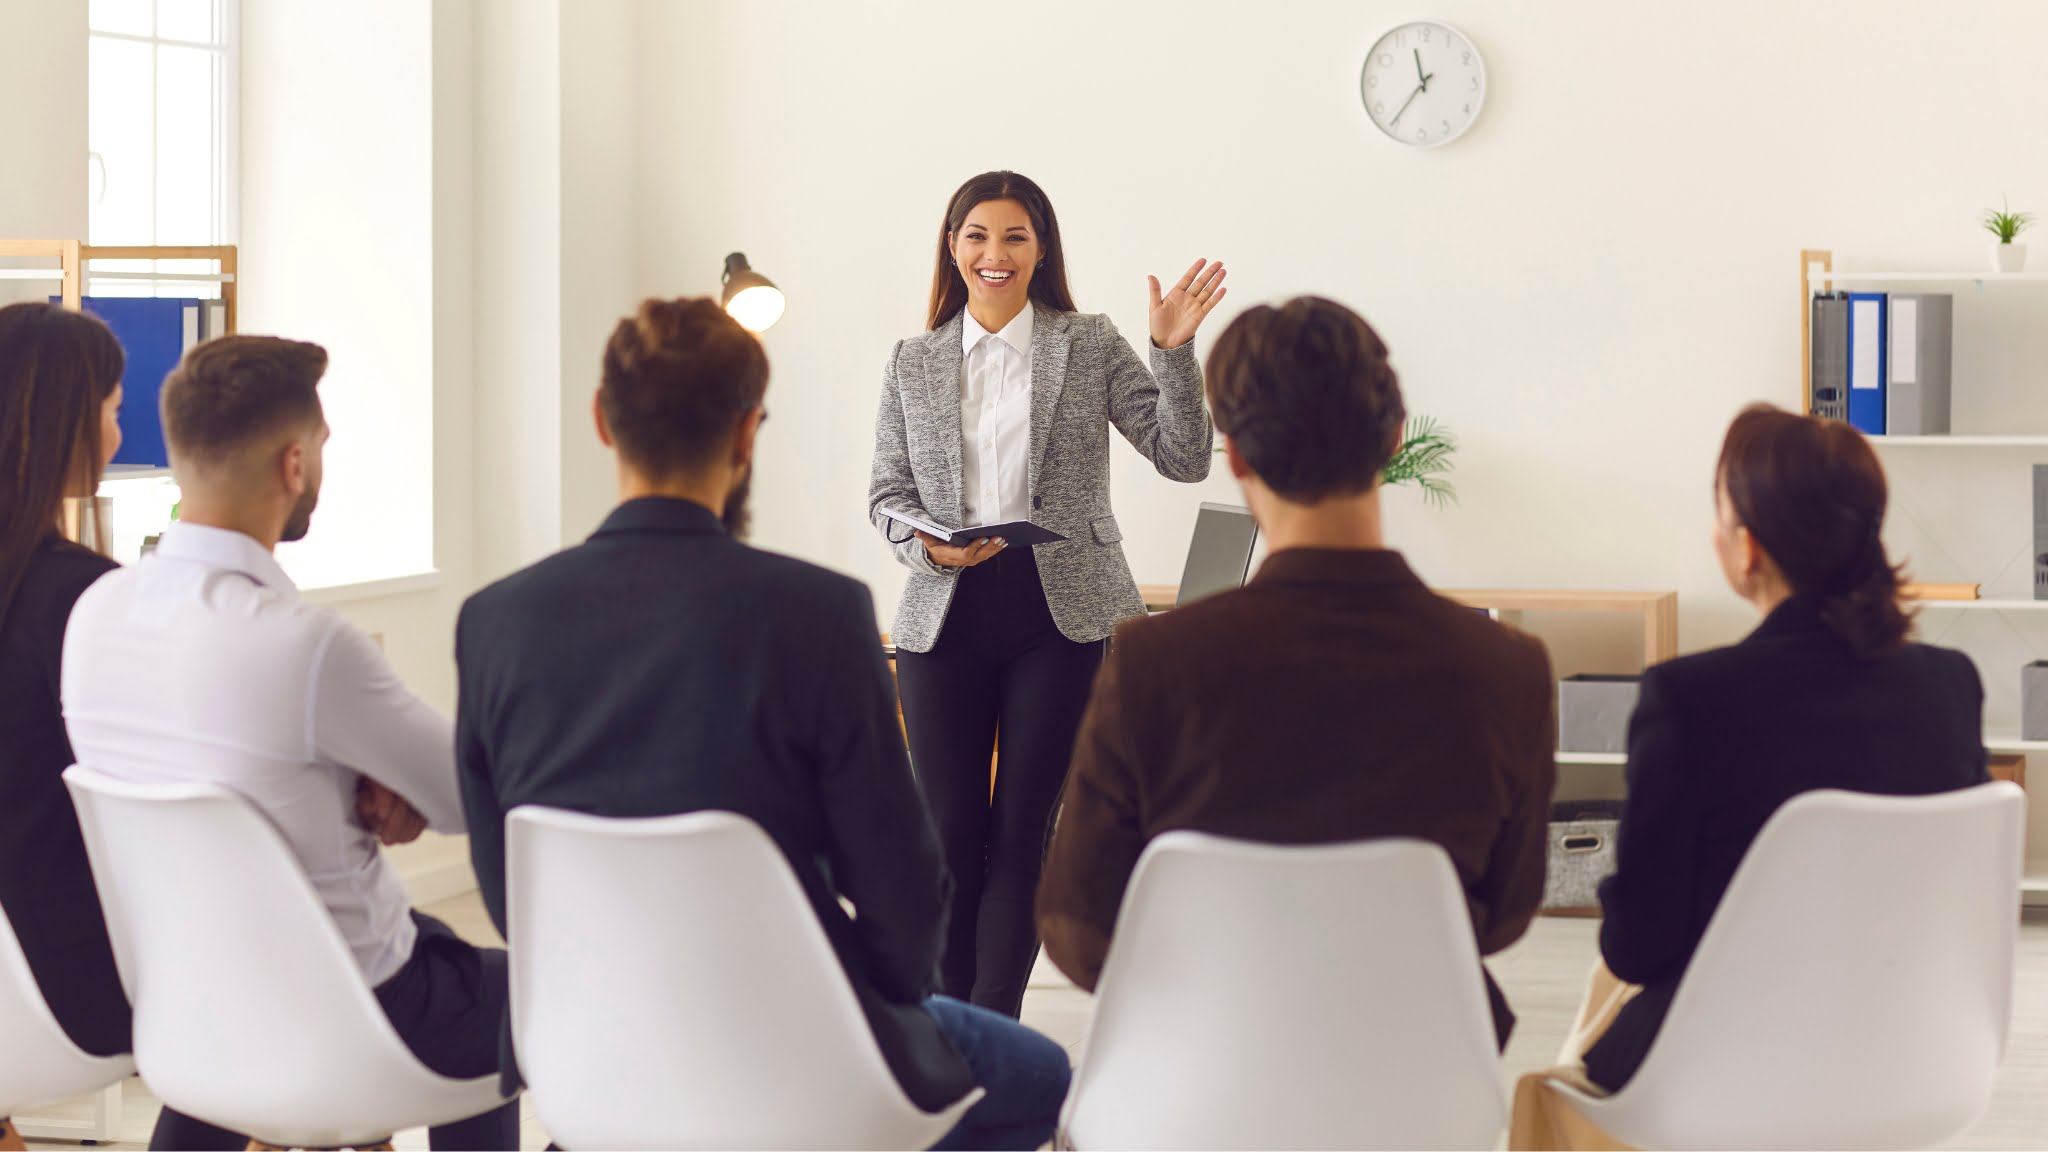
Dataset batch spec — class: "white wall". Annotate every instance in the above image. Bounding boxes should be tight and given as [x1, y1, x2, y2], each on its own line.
[627, 0, 2048, 664]
[472, 0, 565, 583]
[238, 0, 479, 902]
[0, 0, 87, 296]
[240, 0, 436, 595]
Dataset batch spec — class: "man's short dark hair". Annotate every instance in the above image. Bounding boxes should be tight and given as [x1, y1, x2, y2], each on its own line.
[1205, 296, 1406, 502]
[161, 335, 328, 466]
[600, 297, 768, 477]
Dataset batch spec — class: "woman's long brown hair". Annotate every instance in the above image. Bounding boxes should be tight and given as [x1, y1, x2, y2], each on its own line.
[0, 302, 125, 630]
[926, 170, 1078, 330]
[1718, 403, 1912, 659]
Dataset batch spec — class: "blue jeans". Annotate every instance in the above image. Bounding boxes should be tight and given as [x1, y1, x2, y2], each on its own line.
[924, 995, 1071, 1151]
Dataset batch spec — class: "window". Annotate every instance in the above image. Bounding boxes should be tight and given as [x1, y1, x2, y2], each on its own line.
[88, 1, 238, 565]
[88, 0, 237, 296]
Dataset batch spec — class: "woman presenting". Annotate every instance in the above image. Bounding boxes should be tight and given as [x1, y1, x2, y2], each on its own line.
[868, 170, 1225, 1017]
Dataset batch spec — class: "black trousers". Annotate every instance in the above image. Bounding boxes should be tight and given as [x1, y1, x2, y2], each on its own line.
[150, 913, 518, 1151]
[895, 548, 1106, 1019]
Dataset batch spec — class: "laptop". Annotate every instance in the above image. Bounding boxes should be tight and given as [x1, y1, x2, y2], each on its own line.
[1172, 502, 1260, 608]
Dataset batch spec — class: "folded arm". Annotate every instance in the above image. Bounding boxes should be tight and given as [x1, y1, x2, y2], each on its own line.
[309, 619, 465, 835]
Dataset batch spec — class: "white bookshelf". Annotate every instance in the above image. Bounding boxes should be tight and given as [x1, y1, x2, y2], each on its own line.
[1556, 750, 1626, 766]
[1908, 598, 2048, 612]
[1805, 268, 2048, 286]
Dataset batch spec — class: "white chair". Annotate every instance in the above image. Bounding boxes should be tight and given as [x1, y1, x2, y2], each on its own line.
[507, 806, 982, 1150]
[0, 903, 133, 1144]
[1548, 782, 2025, 1150]
[1059, 833, 1508, 1150]
[63, 765, 512, 1149]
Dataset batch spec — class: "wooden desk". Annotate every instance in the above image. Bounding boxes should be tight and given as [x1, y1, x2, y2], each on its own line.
[1142, 583, 1679, 667]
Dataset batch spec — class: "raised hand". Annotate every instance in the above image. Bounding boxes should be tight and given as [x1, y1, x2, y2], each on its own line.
[1148, 259, 1229, 349]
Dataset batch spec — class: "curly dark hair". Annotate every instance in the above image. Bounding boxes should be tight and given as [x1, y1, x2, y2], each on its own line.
[600, 297, 768, 478]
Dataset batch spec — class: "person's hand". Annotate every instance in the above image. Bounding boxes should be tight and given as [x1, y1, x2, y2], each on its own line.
[918, 531, 1006, 569]
[355, 778, 428, 846]
[1148, 258, 1229, 348]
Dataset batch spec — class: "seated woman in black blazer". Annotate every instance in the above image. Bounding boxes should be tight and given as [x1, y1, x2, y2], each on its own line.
[0, 307, 244, 1149]
[1581, 403, 1989, 1093]
[0, 304, 128, 1145]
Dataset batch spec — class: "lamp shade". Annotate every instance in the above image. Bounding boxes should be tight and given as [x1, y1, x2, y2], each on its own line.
[720, 252, 785, 333]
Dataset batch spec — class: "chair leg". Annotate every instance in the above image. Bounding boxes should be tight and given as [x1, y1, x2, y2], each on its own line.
[0, 1118, 27, 1152]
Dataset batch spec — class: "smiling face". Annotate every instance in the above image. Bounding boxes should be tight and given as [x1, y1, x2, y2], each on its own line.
[949, 198, 1041, 320]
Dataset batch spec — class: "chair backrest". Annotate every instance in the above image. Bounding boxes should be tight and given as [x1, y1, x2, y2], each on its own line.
[1613, 783, 2024, 1150]
[62, 764, 448, 1137]
[0, 902, 133, 1114]
[1063, 832, 1507, 1150]
[508, 806, 963, 1150]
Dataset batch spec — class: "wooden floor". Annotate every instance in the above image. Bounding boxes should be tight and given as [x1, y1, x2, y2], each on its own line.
[26, 898, 2048, 1149]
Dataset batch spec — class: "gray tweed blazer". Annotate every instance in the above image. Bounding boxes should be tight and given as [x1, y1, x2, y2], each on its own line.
[868, 303, 1213, 653]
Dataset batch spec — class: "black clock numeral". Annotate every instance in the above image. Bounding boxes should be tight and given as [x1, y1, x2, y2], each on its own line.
[1416, 127, 1428, 142]
[1374, 99, 1385, 116]
[1420, 26, 1432, 42]
[1470, 76, 1480, 90]
[1464, 103, 1473, 114]
[1379, 53, 1392, 67]
[1463, 50, 1473, 65]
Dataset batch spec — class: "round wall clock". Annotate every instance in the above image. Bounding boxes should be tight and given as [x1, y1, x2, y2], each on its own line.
[1360, 21, 1488, 148]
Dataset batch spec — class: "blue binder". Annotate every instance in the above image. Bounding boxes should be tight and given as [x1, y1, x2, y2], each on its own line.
[1845, 291, 1888, 436]
[55, 297, 199, 468]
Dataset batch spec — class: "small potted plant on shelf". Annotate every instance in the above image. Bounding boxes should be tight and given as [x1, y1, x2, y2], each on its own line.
[1984, 197, 2034, 273]
[1381, 415, 1458, 507]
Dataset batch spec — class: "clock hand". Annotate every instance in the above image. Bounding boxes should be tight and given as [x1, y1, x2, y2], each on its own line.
[1390, 83, 1423, 126]
[1414, 48, 1425, 85]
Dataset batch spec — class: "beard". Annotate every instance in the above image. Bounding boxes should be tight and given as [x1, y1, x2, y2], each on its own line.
[280, 486, 320, 543]
[722, 466, 752, 539]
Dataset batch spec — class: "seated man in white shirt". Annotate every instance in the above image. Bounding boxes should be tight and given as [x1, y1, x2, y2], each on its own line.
[62, 336, 516, 1152]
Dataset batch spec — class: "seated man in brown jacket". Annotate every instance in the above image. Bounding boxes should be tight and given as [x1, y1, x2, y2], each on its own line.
[1035, 295, 1555, 1046]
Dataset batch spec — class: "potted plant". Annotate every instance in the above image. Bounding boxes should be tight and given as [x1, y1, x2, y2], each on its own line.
[1382, 415, 1458, 507]
[1984, 197, 2034, 273]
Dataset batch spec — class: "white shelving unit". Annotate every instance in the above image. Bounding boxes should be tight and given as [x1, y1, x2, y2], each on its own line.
[1802, 268, 2048, 286]
[1805, 249, 2048, 902]
[1556, 751, 1627, 766]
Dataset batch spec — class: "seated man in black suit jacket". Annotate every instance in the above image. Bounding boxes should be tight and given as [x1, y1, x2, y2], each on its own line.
[454, 298, 1068, 1151]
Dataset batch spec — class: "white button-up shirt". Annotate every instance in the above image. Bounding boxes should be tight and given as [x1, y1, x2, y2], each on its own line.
[959, 306, 1034, 527]
[61, 522, 464, 987]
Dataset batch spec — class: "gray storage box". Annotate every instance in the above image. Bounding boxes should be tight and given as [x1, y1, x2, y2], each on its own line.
[2024, 662, 2048, 741]
[1559, 674, 1642, 754]
[1542, 802, 1622, 912]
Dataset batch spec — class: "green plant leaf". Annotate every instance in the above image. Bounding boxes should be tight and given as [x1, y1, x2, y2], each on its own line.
[1381, 415, 1458, 507]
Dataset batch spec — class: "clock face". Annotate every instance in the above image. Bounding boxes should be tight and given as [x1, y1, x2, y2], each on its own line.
[1360, 21, 1488, 148]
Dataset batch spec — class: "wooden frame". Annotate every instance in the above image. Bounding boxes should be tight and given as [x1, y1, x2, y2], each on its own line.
[3, 240, 240, 545]
[1142, 585, 1680, 667]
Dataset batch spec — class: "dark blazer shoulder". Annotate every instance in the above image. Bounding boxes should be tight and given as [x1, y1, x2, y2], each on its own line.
[18, 542, 116, 634]
[29, 540, 118, 596]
